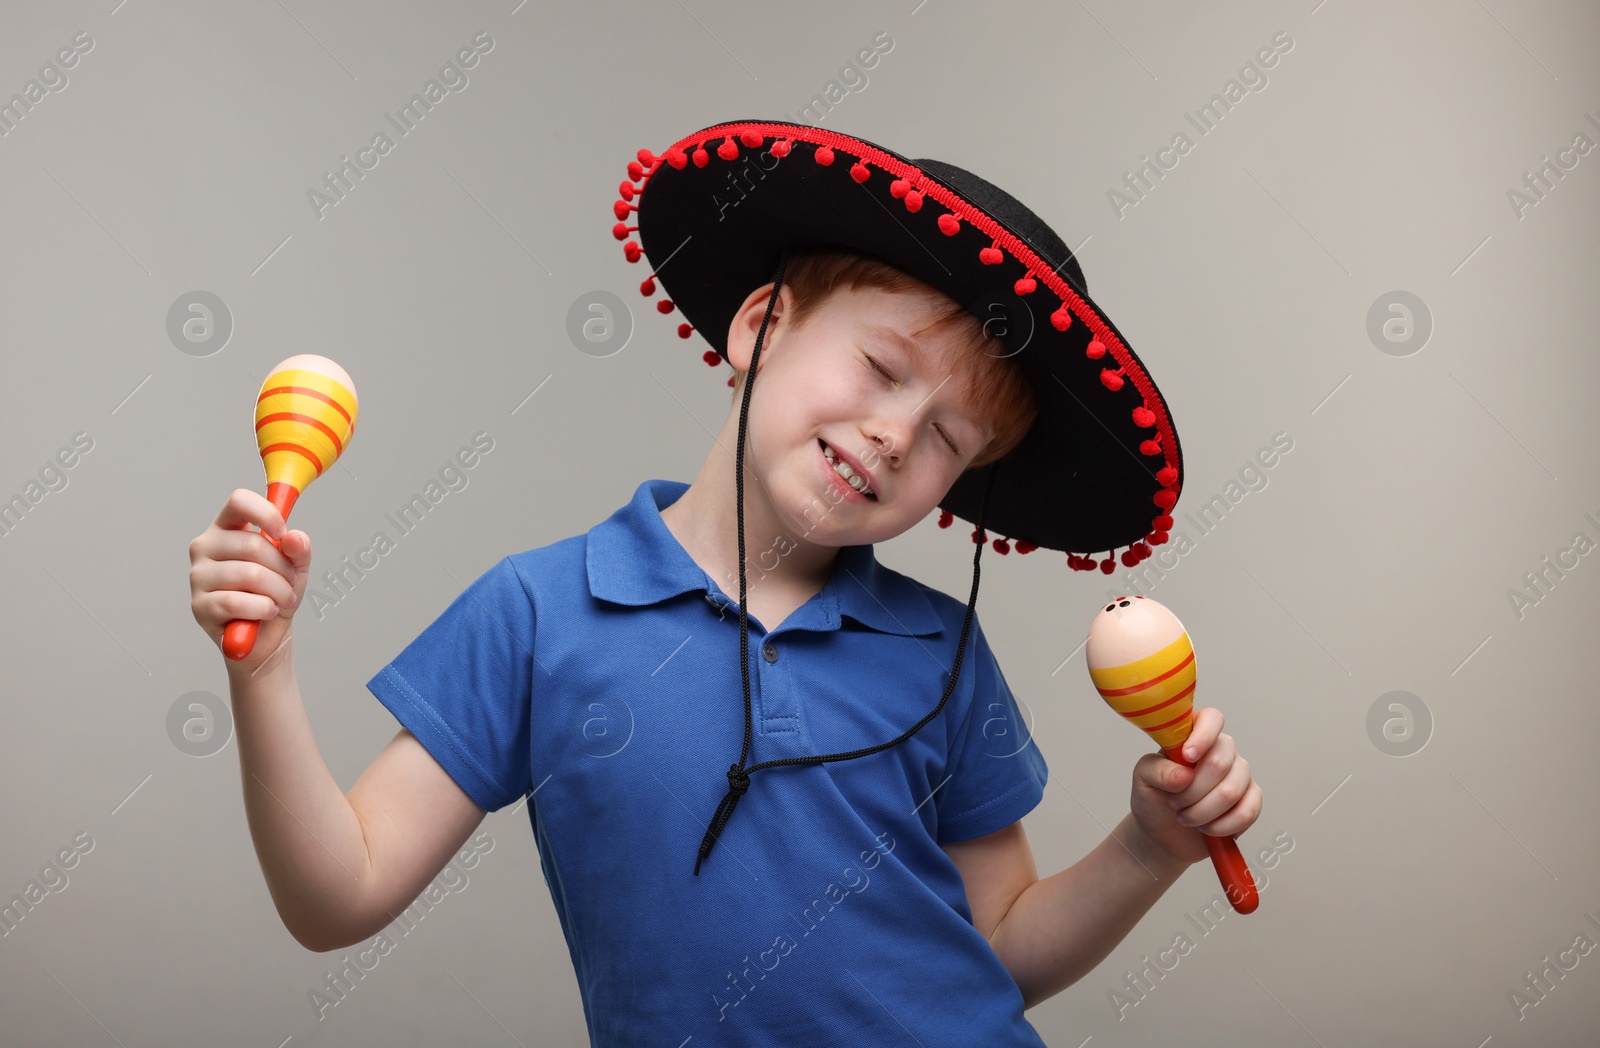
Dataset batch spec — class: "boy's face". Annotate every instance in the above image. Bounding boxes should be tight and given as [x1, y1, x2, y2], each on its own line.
[724, 281, 997, 547]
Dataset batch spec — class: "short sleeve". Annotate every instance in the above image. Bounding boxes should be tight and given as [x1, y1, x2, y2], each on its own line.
[365, 556, 535, 813]
[935, 621, 1049, 843]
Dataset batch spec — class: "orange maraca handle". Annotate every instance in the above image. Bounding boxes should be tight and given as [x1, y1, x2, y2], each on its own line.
[1162, 744, 1259, 914]
[222, 482, 299, 662]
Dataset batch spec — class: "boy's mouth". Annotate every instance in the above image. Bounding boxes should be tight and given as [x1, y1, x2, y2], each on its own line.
[819, 438, 878, 500]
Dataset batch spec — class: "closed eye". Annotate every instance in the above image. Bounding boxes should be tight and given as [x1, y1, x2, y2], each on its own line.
[863, 352, 960, 456]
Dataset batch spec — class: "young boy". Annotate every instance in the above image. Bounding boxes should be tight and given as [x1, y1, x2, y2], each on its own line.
[190, 120, 1259, 1045]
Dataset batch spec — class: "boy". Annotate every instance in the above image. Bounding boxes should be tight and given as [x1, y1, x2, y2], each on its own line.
[189, 120, 1259, 1045]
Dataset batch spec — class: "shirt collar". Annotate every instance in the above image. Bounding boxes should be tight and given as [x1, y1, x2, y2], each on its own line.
[586, 479, 943, 637]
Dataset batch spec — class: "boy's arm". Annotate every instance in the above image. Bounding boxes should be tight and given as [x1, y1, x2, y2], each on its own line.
[942, 815, 1187, 1009]
[942, 707, 1260, 1009]
[231, 653, 487, 952]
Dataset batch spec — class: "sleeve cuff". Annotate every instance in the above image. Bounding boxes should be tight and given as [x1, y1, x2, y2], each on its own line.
[936, 755, 1049, 843]
[366, 664, 509, 813]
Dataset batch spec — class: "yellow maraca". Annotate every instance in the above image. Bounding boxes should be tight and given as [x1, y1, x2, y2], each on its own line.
[222, 355, 358, 661]
[1086, 595, 1259, 914]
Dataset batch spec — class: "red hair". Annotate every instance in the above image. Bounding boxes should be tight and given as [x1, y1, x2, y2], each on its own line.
[733, 246, 1039, 470]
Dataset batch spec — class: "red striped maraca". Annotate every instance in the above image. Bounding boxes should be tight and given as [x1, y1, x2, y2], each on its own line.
[222, 355, 359, 661]
[1086, 595, 1259, 914]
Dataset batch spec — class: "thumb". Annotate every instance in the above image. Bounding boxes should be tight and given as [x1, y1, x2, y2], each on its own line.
[1136, 752, 1191, 795]
[282, 529, 310, 561]
[283, 530, 313, 589]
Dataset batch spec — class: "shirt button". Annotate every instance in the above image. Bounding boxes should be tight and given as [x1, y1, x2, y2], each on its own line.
[762, 642, 778, 663]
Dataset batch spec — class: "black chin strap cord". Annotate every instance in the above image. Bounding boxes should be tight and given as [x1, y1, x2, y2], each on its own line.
[693, 251, 999, 875]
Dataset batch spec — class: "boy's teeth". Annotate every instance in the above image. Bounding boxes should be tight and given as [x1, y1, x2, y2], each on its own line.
[822, 441, 873, 496]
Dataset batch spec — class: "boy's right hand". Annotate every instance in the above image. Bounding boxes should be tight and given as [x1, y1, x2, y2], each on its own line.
[189, 489, 314, 672]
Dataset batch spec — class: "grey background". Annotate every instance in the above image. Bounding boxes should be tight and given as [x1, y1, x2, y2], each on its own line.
[2, 0, 1597, 1045]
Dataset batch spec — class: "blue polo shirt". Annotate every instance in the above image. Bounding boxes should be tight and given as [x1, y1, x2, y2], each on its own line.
[367, 478, 1050, 1046]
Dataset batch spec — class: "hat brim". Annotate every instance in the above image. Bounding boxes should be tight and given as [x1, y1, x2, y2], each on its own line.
[620, 120, 1182, 562]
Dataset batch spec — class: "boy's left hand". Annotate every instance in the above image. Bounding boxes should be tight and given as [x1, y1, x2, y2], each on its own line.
[1129, 707, 1261, 868]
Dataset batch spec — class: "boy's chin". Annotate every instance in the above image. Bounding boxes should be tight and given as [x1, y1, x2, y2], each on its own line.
[779, 501, 920, 548]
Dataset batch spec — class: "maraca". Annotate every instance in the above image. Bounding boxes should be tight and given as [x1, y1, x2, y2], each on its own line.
[1085, 595, 1259, 914]
[222, 355, 359, 661]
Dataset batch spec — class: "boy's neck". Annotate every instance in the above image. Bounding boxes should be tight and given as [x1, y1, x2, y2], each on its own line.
[659, 451, 843, 605]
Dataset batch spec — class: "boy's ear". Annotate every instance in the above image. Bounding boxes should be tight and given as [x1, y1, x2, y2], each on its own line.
[724, 282, 794, 375]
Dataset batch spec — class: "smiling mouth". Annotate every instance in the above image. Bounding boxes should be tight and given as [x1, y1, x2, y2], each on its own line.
[819, 438, 877, 500]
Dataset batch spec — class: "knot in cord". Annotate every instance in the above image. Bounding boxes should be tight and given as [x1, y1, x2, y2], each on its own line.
[694, 763, 753, 875]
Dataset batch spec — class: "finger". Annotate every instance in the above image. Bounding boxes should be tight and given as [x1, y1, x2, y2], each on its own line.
[205, 584, 282, 626]
[1197, 779, 1262, 838]
[1176, 753, 1252, 829]
[200, 558, 298, 611]
[1168, 732, 1236, 809]
[196, 527, 296, 581]
[213, 488, 286, 540]
[1176, 707, 1223, 764]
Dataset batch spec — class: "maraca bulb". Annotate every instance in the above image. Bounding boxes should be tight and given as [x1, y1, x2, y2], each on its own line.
[1085, 595, 1196, 750]
[256, 354, 359, 499]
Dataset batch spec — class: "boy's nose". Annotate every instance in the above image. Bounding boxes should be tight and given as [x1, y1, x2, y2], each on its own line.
[860, 423, 905, 464]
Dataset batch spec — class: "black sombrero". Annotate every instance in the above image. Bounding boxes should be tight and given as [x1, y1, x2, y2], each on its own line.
[610, 119, 1185, 872]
